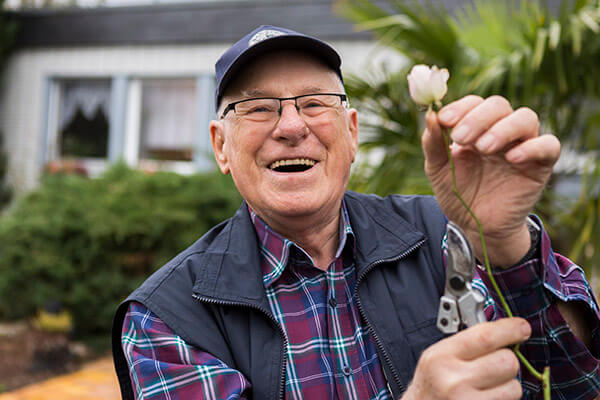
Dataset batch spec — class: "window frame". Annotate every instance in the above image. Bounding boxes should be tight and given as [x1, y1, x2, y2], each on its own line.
[40, 73, 216, 176]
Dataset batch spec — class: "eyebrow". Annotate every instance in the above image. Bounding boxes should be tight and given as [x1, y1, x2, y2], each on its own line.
[239, 86, 329, 99]
[240, 88, 271, 98]
[299, 86, 327, 94]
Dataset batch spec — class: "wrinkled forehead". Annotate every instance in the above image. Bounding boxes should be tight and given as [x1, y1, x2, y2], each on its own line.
[220, 50, 344, 105]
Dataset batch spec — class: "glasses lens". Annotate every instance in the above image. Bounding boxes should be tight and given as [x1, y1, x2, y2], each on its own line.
[297, 94, 342, 117]
[235, 98, 280, 122]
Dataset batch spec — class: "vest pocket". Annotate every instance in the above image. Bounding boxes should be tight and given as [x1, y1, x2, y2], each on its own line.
[404, 317, 446, 362]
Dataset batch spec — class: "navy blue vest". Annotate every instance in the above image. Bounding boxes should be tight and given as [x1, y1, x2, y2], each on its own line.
[112, 192, 448, 399]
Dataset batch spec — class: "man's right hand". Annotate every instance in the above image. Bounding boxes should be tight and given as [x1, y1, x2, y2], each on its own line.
[402, 317, 531, 400]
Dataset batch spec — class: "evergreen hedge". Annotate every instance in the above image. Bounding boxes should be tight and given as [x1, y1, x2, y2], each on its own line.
[0, 165, 242, 336]
[0, 135, 10, 210]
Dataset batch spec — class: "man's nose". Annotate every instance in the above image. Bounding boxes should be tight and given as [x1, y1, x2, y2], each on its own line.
[272, 101, 308, 144]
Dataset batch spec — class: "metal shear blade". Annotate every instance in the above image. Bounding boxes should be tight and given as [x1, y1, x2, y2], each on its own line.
[436, 221, 486, 334]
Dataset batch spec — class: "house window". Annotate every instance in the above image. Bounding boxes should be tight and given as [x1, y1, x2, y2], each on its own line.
[139, 78, 196, 162]
[43, 75, 215, 176]
[57, 79, 111, 159]
[42, 78, 112, 176]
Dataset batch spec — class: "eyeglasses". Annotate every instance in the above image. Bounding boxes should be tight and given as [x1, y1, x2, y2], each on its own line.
[219, 93, 348, 123]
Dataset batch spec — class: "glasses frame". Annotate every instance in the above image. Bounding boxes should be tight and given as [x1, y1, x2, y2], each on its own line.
[219, 93, 348, 120]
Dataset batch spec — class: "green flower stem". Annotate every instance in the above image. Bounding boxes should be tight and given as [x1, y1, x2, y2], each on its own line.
[438, 126, 513, 317]
[436, 112, 550, 399]
[543, 367, 551, 399]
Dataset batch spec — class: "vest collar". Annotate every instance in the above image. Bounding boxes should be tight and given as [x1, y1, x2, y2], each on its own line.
[191, 192, 426, 306]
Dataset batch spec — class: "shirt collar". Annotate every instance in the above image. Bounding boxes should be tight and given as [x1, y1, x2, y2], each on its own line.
[249, 201, 356, 288]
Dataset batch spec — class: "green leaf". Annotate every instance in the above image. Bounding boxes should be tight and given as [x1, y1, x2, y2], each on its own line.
[532, 28, 548, 69]
[580, 10, 600, 32]
[549, 20, 562, 49]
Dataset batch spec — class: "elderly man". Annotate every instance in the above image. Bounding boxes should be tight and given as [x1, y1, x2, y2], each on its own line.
[112, 26, 600, 399]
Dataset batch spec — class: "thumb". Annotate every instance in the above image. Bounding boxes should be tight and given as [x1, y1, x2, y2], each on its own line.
[422, 110, 449, 174]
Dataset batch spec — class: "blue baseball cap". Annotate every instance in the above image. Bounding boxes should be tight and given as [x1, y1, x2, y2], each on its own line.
[215, 25, 343, 110]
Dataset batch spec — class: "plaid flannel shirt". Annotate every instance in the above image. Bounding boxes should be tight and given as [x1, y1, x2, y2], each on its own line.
[473, 217, 600, 398]
[122, 208, 600, 399]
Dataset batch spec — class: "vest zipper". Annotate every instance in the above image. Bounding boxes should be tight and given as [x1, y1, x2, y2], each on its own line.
[354, 239, 426, 399]
[192, 238, 425, 399]
[192, 294, 289, 400]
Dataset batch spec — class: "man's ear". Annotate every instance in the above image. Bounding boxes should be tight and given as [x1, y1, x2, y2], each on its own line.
[210, 120, 230, 175]
[347, 108, 359, 163]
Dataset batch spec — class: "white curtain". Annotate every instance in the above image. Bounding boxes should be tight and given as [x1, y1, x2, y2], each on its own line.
[59, 80, 111, 130]
[140, 79, 196, 151]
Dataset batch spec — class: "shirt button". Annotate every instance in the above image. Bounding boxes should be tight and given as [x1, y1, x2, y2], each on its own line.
[328, 297, 337, 308]
[343, 365, 352, 376]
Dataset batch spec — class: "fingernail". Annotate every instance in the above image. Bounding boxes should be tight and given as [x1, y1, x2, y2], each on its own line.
[521, 321, 531, 337]
[476, 135, 494, 152]
[451, 125, 470, 143]
[438, 109, 455, 124]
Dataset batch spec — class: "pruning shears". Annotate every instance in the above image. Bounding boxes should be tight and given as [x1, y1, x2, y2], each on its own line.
[436, 221, 487, 334]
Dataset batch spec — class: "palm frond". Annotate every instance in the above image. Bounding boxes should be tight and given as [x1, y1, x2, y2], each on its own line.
[336, 0, 458, 66]
[337, 0, 600, 263]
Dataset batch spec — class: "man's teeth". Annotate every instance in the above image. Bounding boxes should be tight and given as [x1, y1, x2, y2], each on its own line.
[269, 158, 316, 170]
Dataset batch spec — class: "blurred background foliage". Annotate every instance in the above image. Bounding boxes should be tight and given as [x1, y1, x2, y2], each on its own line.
[0, 135, 11, 210]
[338, 0, 600, 278]
[0, 2, 242, 340]
[0, 165, 241, 336]
[0, 0, 16, 211]
[0, 0, 17, 63]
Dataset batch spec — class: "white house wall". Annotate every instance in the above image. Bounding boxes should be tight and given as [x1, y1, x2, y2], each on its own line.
[0, 40, 403, 194]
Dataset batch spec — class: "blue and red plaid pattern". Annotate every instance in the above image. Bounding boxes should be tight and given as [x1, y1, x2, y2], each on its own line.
[122, 211, 600, 399]
[249, 203, 390, 399]
[472, 220, 600, 399]
[122, 304, 251, 399]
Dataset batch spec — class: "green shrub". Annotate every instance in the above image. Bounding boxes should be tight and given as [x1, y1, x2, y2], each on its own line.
[0, 164, 242, 336]
[0, 134, 11, 210]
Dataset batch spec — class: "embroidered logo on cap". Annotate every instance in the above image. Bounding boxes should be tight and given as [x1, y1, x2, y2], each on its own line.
[249, 29, 286, 46]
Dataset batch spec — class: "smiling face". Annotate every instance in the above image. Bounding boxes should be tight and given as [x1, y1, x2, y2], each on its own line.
[210, 51, 358, 231]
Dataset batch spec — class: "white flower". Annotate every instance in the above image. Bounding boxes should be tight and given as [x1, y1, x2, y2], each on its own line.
[407, 64, 449, 107]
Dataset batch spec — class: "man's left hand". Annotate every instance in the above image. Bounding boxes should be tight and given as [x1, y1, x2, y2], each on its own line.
[422, 95, 561, 267]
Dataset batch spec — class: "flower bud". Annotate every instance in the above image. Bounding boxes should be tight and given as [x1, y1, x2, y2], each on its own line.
[407, 64, 449, 107]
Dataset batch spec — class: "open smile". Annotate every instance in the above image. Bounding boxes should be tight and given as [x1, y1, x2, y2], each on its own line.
[268, 158, 317, 173]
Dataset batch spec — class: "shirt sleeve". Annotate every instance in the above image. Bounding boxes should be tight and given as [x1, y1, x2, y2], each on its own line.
[121, 301, 251, 400]
[471, 216, 600, 399]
